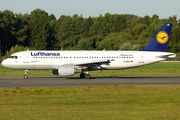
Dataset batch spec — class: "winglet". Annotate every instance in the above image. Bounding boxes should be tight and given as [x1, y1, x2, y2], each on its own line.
[139, 23, 173, 52]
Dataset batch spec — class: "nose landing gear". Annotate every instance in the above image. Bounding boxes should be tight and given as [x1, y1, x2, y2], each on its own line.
[24, 69, 28, 79]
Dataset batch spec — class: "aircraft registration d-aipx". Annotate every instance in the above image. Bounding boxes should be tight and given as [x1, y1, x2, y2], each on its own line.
[2, 23, 176, 79]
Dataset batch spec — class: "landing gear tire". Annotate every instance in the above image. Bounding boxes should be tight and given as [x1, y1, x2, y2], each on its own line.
[24, 75, 28, 79]
[80, 73, 85, 78]
[80, 71, 91, 79]
[84, 74, 91, 79]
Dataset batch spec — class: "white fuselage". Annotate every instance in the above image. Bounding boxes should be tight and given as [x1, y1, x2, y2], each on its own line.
[2, 50, 176, 70]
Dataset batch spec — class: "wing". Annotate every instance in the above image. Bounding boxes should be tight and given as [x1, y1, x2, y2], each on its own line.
[68, 59, 113, 65]
[63, 59, 114, 69]
[52, 59, 114, 70]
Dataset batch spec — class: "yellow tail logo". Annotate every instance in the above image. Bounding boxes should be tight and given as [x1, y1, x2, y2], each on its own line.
[156, 31, 169, 44]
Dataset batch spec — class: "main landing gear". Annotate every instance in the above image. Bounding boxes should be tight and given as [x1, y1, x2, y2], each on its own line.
[80, 71, 91, 79]
[24, 69, 28, 79]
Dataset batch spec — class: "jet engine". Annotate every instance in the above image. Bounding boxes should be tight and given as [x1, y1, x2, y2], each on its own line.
[52, 66, 82, 76]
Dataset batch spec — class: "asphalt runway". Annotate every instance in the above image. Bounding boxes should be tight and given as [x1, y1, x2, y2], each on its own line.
[0, 76, 180, 87]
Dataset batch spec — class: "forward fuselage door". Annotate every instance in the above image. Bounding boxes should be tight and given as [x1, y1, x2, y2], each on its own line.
[139, 53, 144, 63]
[23, 52, 29, 63]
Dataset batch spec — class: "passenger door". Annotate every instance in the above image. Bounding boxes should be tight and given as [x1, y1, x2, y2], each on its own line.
[23, 52, 29, 63]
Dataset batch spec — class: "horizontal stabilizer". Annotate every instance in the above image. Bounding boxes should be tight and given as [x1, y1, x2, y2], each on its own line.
[155, 53, 176, 58]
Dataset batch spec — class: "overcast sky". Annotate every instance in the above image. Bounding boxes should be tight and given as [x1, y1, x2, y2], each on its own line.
[0, 0, 179, 19]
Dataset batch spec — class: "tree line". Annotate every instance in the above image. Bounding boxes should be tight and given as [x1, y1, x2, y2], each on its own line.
[0, 9, 180, 56]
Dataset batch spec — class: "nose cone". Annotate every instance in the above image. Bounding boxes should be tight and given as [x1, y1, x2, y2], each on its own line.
[1, 59, 17, 69]
[1, 59, 13, 68]
[2, 59, 8, 68]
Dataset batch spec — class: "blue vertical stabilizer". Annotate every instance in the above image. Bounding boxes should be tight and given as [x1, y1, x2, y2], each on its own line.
[139, 23, 173, 52]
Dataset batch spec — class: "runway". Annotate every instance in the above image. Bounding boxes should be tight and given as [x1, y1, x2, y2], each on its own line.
[0, 76, 180, 87]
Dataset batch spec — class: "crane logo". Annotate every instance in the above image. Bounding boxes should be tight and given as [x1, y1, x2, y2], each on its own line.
[156, 31, 169, 44]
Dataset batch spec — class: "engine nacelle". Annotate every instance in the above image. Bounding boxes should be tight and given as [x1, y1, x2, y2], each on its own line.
[52, 66, 82, 76]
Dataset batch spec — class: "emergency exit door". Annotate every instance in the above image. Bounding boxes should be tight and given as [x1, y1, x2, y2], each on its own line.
[139, 53, 144, 63]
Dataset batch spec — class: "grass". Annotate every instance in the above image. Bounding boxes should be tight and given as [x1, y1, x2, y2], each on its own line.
[1, 63, 180, 119]
[0, 85, 180, 119]
[1, 62, 180, 77]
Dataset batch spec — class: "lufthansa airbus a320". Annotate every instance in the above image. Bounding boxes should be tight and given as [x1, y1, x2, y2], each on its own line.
[2, 23, 176, 79]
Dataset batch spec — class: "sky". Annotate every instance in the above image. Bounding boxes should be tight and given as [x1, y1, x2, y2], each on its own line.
[0, 0, 179, 20]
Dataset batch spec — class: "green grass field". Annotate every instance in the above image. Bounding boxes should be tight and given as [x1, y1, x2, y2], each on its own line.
[1, 62, 180, 119]
[1, 85, 180, 120]
[1, 62, 180, 77]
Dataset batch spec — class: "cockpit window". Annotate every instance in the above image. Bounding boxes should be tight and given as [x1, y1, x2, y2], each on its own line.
[9, 56, 18, 59]
[9, 56, 13, 58]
